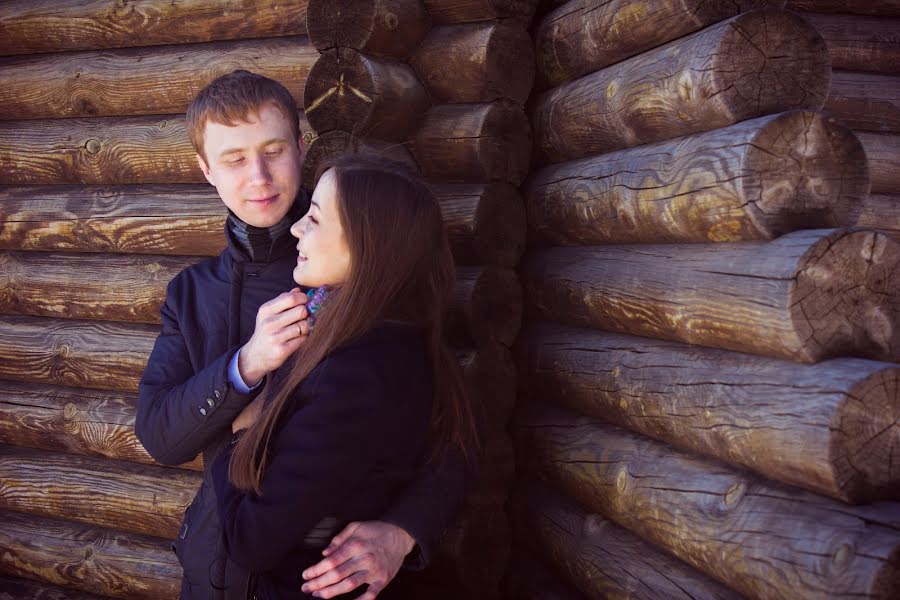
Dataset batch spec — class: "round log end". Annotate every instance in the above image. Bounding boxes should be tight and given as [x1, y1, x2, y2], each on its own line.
[306, 0, 430, 57]
[301, 130, 419, 191]
[715, 9, 832, 118]
[743, 111, 870, 237]
[471, 266, 523, 347]
[474, 183, 526, 267]
[458, 343, 517, 433]
[792, 229, 900, 363]
[834, 365, 900, 503]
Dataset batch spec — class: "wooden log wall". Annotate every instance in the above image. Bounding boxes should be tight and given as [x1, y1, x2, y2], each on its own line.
[509, 1, 900, 598]
[0, 0, 531, 597]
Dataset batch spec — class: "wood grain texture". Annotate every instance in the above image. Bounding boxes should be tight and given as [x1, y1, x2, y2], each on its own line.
[511, 479, 743, 599]
[515, 402, 900, 600]
[518, 321, 900, 503]
[786, 0, 900, 16]
[410, 21, 534, 104]
[799, 12, 900, 74]
[0, 185, 227, 256]
[0, 37, 316, 120]
[525, 111, 867, 245]
[432, 183, 525, 267]
[449, 266, 522, 348]
[0, 575, 108, 600]
[0, 0, 307, 55]
[306, 0, 429, 57]
[523, 229, 900, 363]
[0, 316, 156, 392]
[531, 9, 831, 164]
[503, 547, 586, 600]
[301, 130, 417, 191]
[0, 511, 180, 599]
[303, 48, 429, 141]
[534, 0, 786, 89]
[433, 501, 510, 594]
[825, 71, 900, 133]
[0, 445, 199, 540]
[409, 102, 531, 185]
[422, 0, 538, 24]
[0, 380, 201, 471]
[858, 132, 900, 195]
[857, 194, 900, 241]
[458, 344, 516, 435]
[0, 112, 314, 186]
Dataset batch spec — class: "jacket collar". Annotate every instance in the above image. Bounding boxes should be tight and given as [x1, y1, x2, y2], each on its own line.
[224, 188, 310, 265]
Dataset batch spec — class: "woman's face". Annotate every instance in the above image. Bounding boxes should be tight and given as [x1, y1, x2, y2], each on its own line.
[291, 169, 351, 288]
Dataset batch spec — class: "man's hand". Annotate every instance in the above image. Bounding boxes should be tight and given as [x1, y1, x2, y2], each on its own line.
[301, 521, 415, 599]
[239, 288, 309, 387]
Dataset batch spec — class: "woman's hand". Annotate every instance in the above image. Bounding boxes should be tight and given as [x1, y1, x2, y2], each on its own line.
[232, 394, 266, 434]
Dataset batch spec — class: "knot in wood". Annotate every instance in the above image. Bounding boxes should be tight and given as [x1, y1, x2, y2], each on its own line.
[583, 514, 604, 536]
[615, 468, 628, 493]
[383, 12, 399, 30]
[832, 543, 853, 568]
[724, 482, 745, 506]
[83, 546, 94, 560]
[57, 344, 71, 358]
[84, 139, 101, 155]
[302, 132, 316, 145]
[63, 403, 77, 421]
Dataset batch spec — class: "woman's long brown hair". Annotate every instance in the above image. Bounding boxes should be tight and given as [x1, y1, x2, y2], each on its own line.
[229, 154, 479, 494]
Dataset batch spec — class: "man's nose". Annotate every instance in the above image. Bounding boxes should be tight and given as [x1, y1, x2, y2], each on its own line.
[249, 154, 272, 185]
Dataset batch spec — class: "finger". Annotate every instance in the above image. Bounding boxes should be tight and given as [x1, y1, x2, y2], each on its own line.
[311, 573, 368, 598]
[302, 555, 370, 592]
[259, 289, 306, 317]
[324, 522, 361, 557]
[303, 545, 357, 580]
[267, 305, 309, 333]
[356, 584, 384, 600]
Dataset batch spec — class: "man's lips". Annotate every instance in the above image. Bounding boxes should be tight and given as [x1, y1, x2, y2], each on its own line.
[248, 194, 278, 204]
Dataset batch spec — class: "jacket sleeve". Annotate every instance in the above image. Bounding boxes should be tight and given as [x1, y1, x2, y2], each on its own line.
[212, 355, 396, 573]
[136, 277, 259, 466]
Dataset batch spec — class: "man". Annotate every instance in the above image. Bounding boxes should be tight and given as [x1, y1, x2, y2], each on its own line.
[136, 70, 469, 599]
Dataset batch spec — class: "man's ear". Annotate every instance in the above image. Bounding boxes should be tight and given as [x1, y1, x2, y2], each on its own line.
[197, 154, 215, 186]
[297, 134, 305, 159]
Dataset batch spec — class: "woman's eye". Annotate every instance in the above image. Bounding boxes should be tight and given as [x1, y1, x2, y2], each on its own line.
[309, 216, 318, 224]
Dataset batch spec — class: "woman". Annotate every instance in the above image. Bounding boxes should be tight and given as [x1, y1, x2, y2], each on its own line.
[211, 154, 479, 599]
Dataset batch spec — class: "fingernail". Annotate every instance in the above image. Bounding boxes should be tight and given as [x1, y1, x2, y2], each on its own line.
[302, 570, 309, 579]
[301, 585, 309, 593]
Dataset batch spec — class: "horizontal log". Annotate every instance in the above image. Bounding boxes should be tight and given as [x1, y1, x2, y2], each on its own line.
[0, 112, 314, 186]
[857, 194, 900, 241]
[858, 131, 900, 194]
[410, 22, 534, 104]
[0, 575, 108, 600]
[0, 316, 155, 392]
[422, 0, 538, 24]
[0, 37, 316, 120]
[0, 185, 226, 256]
[518, 321, 900, 503]
[0, 445, 199, 540]
[799, 12, 900, 74]
[511, 479, 742, 599]
[0, 380, 202, 471]
[526, 110, 867, 245]
[432, 183, 525, 267]
[825, 70, 900, 133]
[523, 228, 900, 363]
[0, 510, 180, 599]
[0, 0, 309, 56]
[458, 344, 516, 435]
[786, 0, 900, 16]
[534, 0, 786, 89]
[303, 48, 429, 141]
[531, 9, 830, 164]
[515, 402, 900, 600]
[449, 266, 522, 348]
[503, 547, 585, 600]
[301, 130, 418, 191]
[409, 102, 531, 185]
[306, 0, 429, 57]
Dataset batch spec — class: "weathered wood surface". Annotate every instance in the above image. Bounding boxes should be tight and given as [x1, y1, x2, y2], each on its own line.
[531, 9, 830, 164]
[0, 380, 202, 471]
[511, 479, 743, 600]
[458, 344, 516, 435]
[449, 266, 522, 348]
[825, 71, 900, 133]
[525, 111, 867, 245]
[422, 0, 538, 24]
[0, 113, 314, 186]
[0, 316, 156, 392]
[786, 0, 900, 16]
[305, 0, 429, 57]
[0, 511, 180, 599]
[523, 229, 900, 363]
[799, 12, 900, 74]
[518, 321, 900, 503]
[857, 194, 900, 241]
[503, 547, 586, 600]
[858, 132, 900, 195]
[515, 402, 900, 600]
[301, 130, 417, 191]
[0, 0, 309, 56]
[410, 22, 534, 104]
[0, 575, 108, 600]
[0, 37, 316, 120]
[434, 501, 510, 594]
[432, 183, 525, 267]
[534, 0, 786, 89]
[409, 102, 531, 185]
[0, 445, 199, 540]
[0, 252, 202, 324]
[303, 48, 429, 141]
[0, 185, 226, 256]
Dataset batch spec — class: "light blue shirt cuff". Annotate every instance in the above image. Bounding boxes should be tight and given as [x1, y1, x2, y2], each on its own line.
[228, 349, 261, 394]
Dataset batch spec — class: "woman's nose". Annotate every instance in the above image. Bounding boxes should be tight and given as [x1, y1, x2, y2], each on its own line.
[290, 218, 303, 238]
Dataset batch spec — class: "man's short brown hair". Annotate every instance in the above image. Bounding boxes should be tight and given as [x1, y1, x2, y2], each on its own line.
[187, 70, 299, 161]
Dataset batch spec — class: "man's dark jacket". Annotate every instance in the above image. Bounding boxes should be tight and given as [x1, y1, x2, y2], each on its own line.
[136, 210, 467, 599]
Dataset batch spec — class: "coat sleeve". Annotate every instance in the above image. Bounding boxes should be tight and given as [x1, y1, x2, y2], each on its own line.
[212, 354, 399, 573]
[136, 277, 259, 466]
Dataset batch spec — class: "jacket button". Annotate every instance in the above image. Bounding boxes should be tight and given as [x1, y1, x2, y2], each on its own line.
[214, 390, 221, 399]
[199, 407, 207, 416]
[206, 398, 215, 407]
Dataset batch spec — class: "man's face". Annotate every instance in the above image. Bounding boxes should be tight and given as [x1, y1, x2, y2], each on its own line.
[197, 103, 303, 228]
